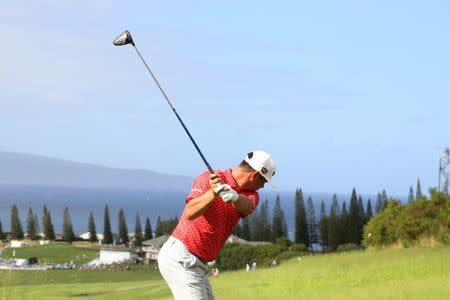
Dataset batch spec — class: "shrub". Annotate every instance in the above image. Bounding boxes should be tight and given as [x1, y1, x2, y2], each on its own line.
[290, 243, 308, 252]
[273, 250, 302, 263]
[336, 243, 362, 253]
[274, 237, 293, 249]
[216, 244, 286, 270]
[363, 191, 450, 248]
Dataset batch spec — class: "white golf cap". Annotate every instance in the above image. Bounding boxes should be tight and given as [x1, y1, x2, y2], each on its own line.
[244, 151, 276, 188]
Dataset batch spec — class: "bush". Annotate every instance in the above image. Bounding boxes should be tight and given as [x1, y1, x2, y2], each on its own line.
[290, 243, 308, 252]
[363, 191, 450, 248]
[273, 250, 302, 263]
[216, 244, 286, 271]
[363, 200, 404, 247]
[274, 237, 293, 249]
[336, 243, 362, 253]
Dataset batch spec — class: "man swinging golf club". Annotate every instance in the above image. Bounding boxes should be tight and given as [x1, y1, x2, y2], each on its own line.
[158, 151, 276, 300]
[112, 31, 276, 299]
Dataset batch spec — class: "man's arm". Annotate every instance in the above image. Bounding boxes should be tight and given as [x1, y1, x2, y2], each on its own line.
[220, 187, 257, 216]
[185, 189, 217, 220]
[232, 195, 253, 216]
[185, 173, 222, 220]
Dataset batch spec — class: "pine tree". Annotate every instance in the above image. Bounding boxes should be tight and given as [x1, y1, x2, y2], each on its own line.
[118, 208, 128, 245]
[34, 213, 40, 235]
[306, 196, 316, 248]
[381, 190, 388, 210]
[282, 215, 288, 240]
[328, 194, 340, 250]
[341, 201, 347, 215]
[271, 195, 287, 241]
[319, 200, 329, 249]
[134, 213, 143, 247]
[27, 207, 38, 240]
[88, 212, 97, 242]
[408, 186, 414, 203]
[232, 222, 242, 237]
[11, 204, 24, 240]
[358, 195, 365, 219]
[348, 188, 363, 245]
[153, 216, 178, 236]
[258, 199, 272, 241]
[294, 188, 309, 246]
[144, 217, 153, 240]
[366, 198, 373, 219]
[0, 219, 5, 240]
[375, 193, 382, 214]
[103, 205, 113, 244]
[42, 205, 55, 240]
[416, 178, 422, 200]
[340, 201, 350, 244]
[63, 207, 75, 242]
[48, 212, 55, 240]
[248, 210, 259, 241]
[249, 203, 263, 241]
[241, 218, 251, 241]
[155, 216, 164, 237]
[42, 206, 48, 236]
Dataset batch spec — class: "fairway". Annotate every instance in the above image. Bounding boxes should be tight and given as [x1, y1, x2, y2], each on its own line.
[1, 243, 99, 264]
[213, 246, 450, 300]
[1, 246, 449, 299]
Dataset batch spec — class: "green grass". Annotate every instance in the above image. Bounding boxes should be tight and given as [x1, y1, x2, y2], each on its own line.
[1, 243, 99, 264]
[1, 245, 449, 299]
[213, 246, 450, 299]
[0, 268, 170, 300]
[0, 266, 161, 286]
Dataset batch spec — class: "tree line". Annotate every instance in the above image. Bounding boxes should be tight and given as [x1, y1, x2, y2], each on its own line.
[231, 179, 427, 251]
[2, 178, 433, 252]
[1, 204, 177, 247]
[230, 188, 385, 250]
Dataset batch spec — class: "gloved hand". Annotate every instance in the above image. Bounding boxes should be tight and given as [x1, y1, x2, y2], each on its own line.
[219, 185, 240, 203]
[214, 183, 228, 194]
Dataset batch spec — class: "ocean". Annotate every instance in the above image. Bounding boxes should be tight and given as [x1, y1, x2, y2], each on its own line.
[0, 184, 400, 236]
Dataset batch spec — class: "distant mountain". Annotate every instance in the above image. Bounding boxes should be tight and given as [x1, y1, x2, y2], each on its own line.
[0, 151, 193, 190]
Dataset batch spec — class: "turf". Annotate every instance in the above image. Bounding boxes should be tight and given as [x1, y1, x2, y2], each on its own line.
[1, 243, 98, 264]
[212, 246, 450, 299]
[1, 245, 449, 299]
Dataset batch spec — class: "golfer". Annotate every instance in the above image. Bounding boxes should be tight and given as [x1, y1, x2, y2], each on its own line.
[158, 150, 276, 299]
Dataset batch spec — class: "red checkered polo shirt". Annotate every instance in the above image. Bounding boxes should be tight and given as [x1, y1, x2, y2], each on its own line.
[171, 169, 259, 262]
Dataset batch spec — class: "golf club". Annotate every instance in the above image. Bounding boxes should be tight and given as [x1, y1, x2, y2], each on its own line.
[113, 30, 213, 173]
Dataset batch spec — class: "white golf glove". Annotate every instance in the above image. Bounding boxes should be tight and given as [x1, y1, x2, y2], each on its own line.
[214, 184, 228, 194]
[219, 185, 240, 203]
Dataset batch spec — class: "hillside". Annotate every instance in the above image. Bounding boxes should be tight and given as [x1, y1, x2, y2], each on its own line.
[0, 151, 193, 190]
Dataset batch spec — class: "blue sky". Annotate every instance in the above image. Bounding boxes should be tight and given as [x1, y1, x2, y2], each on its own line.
[1, 1, 449, 195]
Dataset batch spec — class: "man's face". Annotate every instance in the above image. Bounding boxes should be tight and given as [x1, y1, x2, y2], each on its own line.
[252, 171, 267, 190]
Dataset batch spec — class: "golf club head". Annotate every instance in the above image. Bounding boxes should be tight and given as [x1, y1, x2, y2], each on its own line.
[113, 30, 135, 46]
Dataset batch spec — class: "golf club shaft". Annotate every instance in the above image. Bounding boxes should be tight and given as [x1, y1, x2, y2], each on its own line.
[132, 46, 214, 174]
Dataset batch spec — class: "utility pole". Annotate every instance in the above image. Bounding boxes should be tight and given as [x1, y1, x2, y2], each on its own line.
[439, 148, 450, 195]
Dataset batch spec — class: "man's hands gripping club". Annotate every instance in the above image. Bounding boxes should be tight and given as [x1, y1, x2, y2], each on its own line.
[185, 172, 252, 220]
[210, 174, 239, 203]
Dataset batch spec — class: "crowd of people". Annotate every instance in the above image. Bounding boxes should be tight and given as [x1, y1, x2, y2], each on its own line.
[79, 262, 133, 271]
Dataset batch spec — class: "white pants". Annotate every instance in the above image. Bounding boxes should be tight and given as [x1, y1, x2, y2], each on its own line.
[158, 236, 215, 300]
